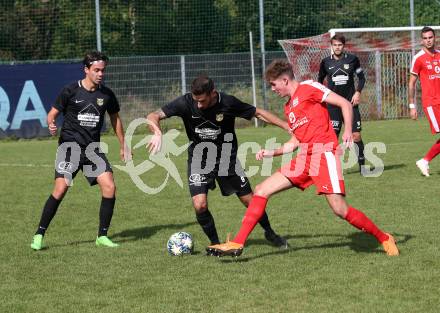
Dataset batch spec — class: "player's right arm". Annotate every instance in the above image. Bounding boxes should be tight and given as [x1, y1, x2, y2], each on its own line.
[146, 109, 167, 154]
[408, 74, 418, 120]
[256, 134, 300, 160]
[47, 107, 60, 136]
[317, 60, 327, 84]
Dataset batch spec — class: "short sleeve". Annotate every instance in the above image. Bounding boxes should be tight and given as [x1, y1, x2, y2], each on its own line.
[318, 59, 327, 83]
[53, 87, 70, 112]
[161, 95, 188, 118]
[411, 57, 421, 75]
[226, 95, 256, 120]
[303, 81, 331, 103]
[106, 89, 120, 114]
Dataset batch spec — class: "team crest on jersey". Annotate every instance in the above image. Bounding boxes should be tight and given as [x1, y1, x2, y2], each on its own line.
[290, 97, 299, 108]
[216, 113, 224, 122]
[344, 64, 350, 69]
[97, 98, 104, 106]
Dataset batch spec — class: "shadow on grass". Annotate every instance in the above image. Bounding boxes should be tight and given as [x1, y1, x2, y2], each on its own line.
[345, 163, 406, 176]
[50, 221, 197, 247]
[112, 221, 198, 243]
[218, 232, 413, 263]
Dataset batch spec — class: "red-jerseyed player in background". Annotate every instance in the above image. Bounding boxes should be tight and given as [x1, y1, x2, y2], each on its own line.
[208, 59, 399, 257]
[409, 27, 440, 177]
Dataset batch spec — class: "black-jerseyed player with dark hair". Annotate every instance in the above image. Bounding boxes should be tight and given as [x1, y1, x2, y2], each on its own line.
[147, 76, 290, 254]
[318, 34, 367, 174]
[30, 51, 130, 250]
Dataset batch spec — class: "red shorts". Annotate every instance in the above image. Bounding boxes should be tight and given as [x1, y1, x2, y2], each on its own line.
[423, 105, 440, 134]
[278, 150, 345, 195]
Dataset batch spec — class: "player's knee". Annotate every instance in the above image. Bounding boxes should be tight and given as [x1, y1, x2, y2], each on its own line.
[193, 199, 208, 213]
[254, 183, 270, 198]
[101, 182, 116, 197]
[328, 199, 348, 218]
[52, 181, 68, 199]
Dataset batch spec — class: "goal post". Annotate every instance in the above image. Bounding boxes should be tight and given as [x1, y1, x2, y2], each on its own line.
[278, 26, 440, 120]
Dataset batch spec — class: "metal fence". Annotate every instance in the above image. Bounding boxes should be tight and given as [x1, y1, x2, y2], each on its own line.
[105, 51, 286, 128]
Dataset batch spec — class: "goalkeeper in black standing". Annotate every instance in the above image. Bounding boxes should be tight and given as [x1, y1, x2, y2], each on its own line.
[318, 34, 366, 174]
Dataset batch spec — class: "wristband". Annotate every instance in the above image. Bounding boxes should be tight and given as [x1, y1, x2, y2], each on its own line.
[409, 103, 416, 109]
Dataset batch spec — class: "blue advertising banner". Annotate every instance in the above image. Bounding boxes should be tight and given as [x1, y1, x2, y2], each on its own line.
[0, 62, 82, 138]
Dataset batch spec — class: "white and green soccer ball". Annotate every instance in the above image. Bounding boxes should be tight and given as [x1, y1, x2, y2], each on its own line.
[167, 232, 194, 256]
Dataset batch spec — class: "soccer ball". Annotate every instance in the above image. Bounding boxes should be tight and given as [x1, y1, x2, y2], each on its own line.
[167, 232, 194, 256]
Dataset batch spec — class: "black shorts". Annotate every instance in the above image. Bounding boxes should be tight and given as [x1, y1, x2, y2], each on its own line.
[187, 160, 252, 197]
[54, 143, 112, 186]
[328, 104, 362, 135]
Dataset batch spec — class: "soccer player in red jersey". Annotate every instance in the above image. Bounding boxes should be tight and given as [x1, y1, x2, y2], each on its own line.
[208, 59, 399, 257]
[409, 27, 440, 177]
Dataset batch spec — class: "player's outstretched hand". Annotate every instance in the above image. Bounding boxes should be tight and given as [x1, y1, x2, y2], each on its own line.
[342, 131, 353, 149]
[48, 120, 57, 136]
[410, 108, 418, 120]
[147, 133, 162, 154]
[256, 149, 274, 161]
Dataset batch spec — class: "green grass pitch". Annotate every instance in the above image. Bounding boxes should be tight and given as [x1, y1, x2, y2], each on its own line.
[1, 119, 440, 313]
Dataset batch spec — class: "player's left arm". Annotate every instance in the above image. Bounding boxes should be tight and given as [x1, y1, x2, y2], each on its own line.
[109, 112, 131, 162]
[254, 108, 290, 132]
[325, 91, 353, 147]
[352, 57, 365, 106]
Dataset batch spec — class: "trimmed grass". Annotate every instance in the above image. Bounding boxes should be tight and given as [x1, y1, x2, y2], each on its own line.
[1, 119, 440, 313]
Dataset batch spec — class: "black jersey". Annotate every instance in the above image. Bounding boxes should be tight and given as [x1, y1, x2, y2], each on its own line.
[318, 53, 365, 101]
[53, 80, 120, 147]
[161, 92, 256, 166]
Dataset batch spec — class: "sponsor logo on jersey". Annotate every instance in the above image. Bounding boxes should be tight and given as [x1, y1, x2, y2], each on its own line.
[78, 104, 100, 127]
[216, 113, 224, 122]
[97, 98, 104, 106]
[74, 99, 84, 103]
[290, 116, 309, 131]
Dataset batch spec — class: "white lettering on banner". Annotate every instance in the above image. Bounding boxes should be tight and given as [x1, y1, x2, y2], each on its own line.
[0, 86, 10, 131]
[10, 80, 47, 130]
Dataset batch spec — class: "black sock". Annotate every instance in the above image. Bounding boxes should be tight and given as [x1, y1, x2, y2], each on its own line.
[98, 197, 116, 237]
[195, 210, 219, 244]
[35, 195, 62, 236]
[258, 212, 274, 233]
[355, 140, 365, 166]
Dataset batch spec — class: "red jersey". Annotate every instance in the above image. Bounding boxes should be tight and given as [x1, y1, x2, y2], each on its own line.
[284, 80, 338, 152]
[410, 49, 440, 107]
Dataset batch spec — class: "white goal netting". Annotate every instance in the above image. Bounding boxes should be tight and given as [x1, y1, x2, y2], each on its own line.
[279, 27, 440, 120]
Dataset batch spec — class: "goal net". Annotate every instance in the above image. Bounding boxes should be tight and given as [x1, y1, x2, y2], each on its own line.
[278, 26, 440, 120]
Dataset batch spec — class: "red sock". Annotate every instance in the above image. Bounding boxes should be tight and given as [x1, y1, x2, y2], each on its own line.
[345, 207, 388, 243]
[424, 139, 440, 162]
[233, 195, 268, 244]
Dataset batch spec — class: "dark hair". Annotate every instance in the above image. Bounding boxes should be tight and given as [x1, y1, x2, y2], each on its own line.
[330, 34, 346, 45]
[421, 26, 435, 37]
[191, 75, 215, 95]
[265, 59, 294, 81]
[83, 51, 109, 68]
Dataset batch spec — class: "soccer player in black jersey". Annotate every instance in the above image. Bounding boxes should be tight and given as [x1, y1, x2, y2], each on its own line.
[318, 34, 367, 174]
[147, 76, 290, 254]
[30, 51, 130, 250]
